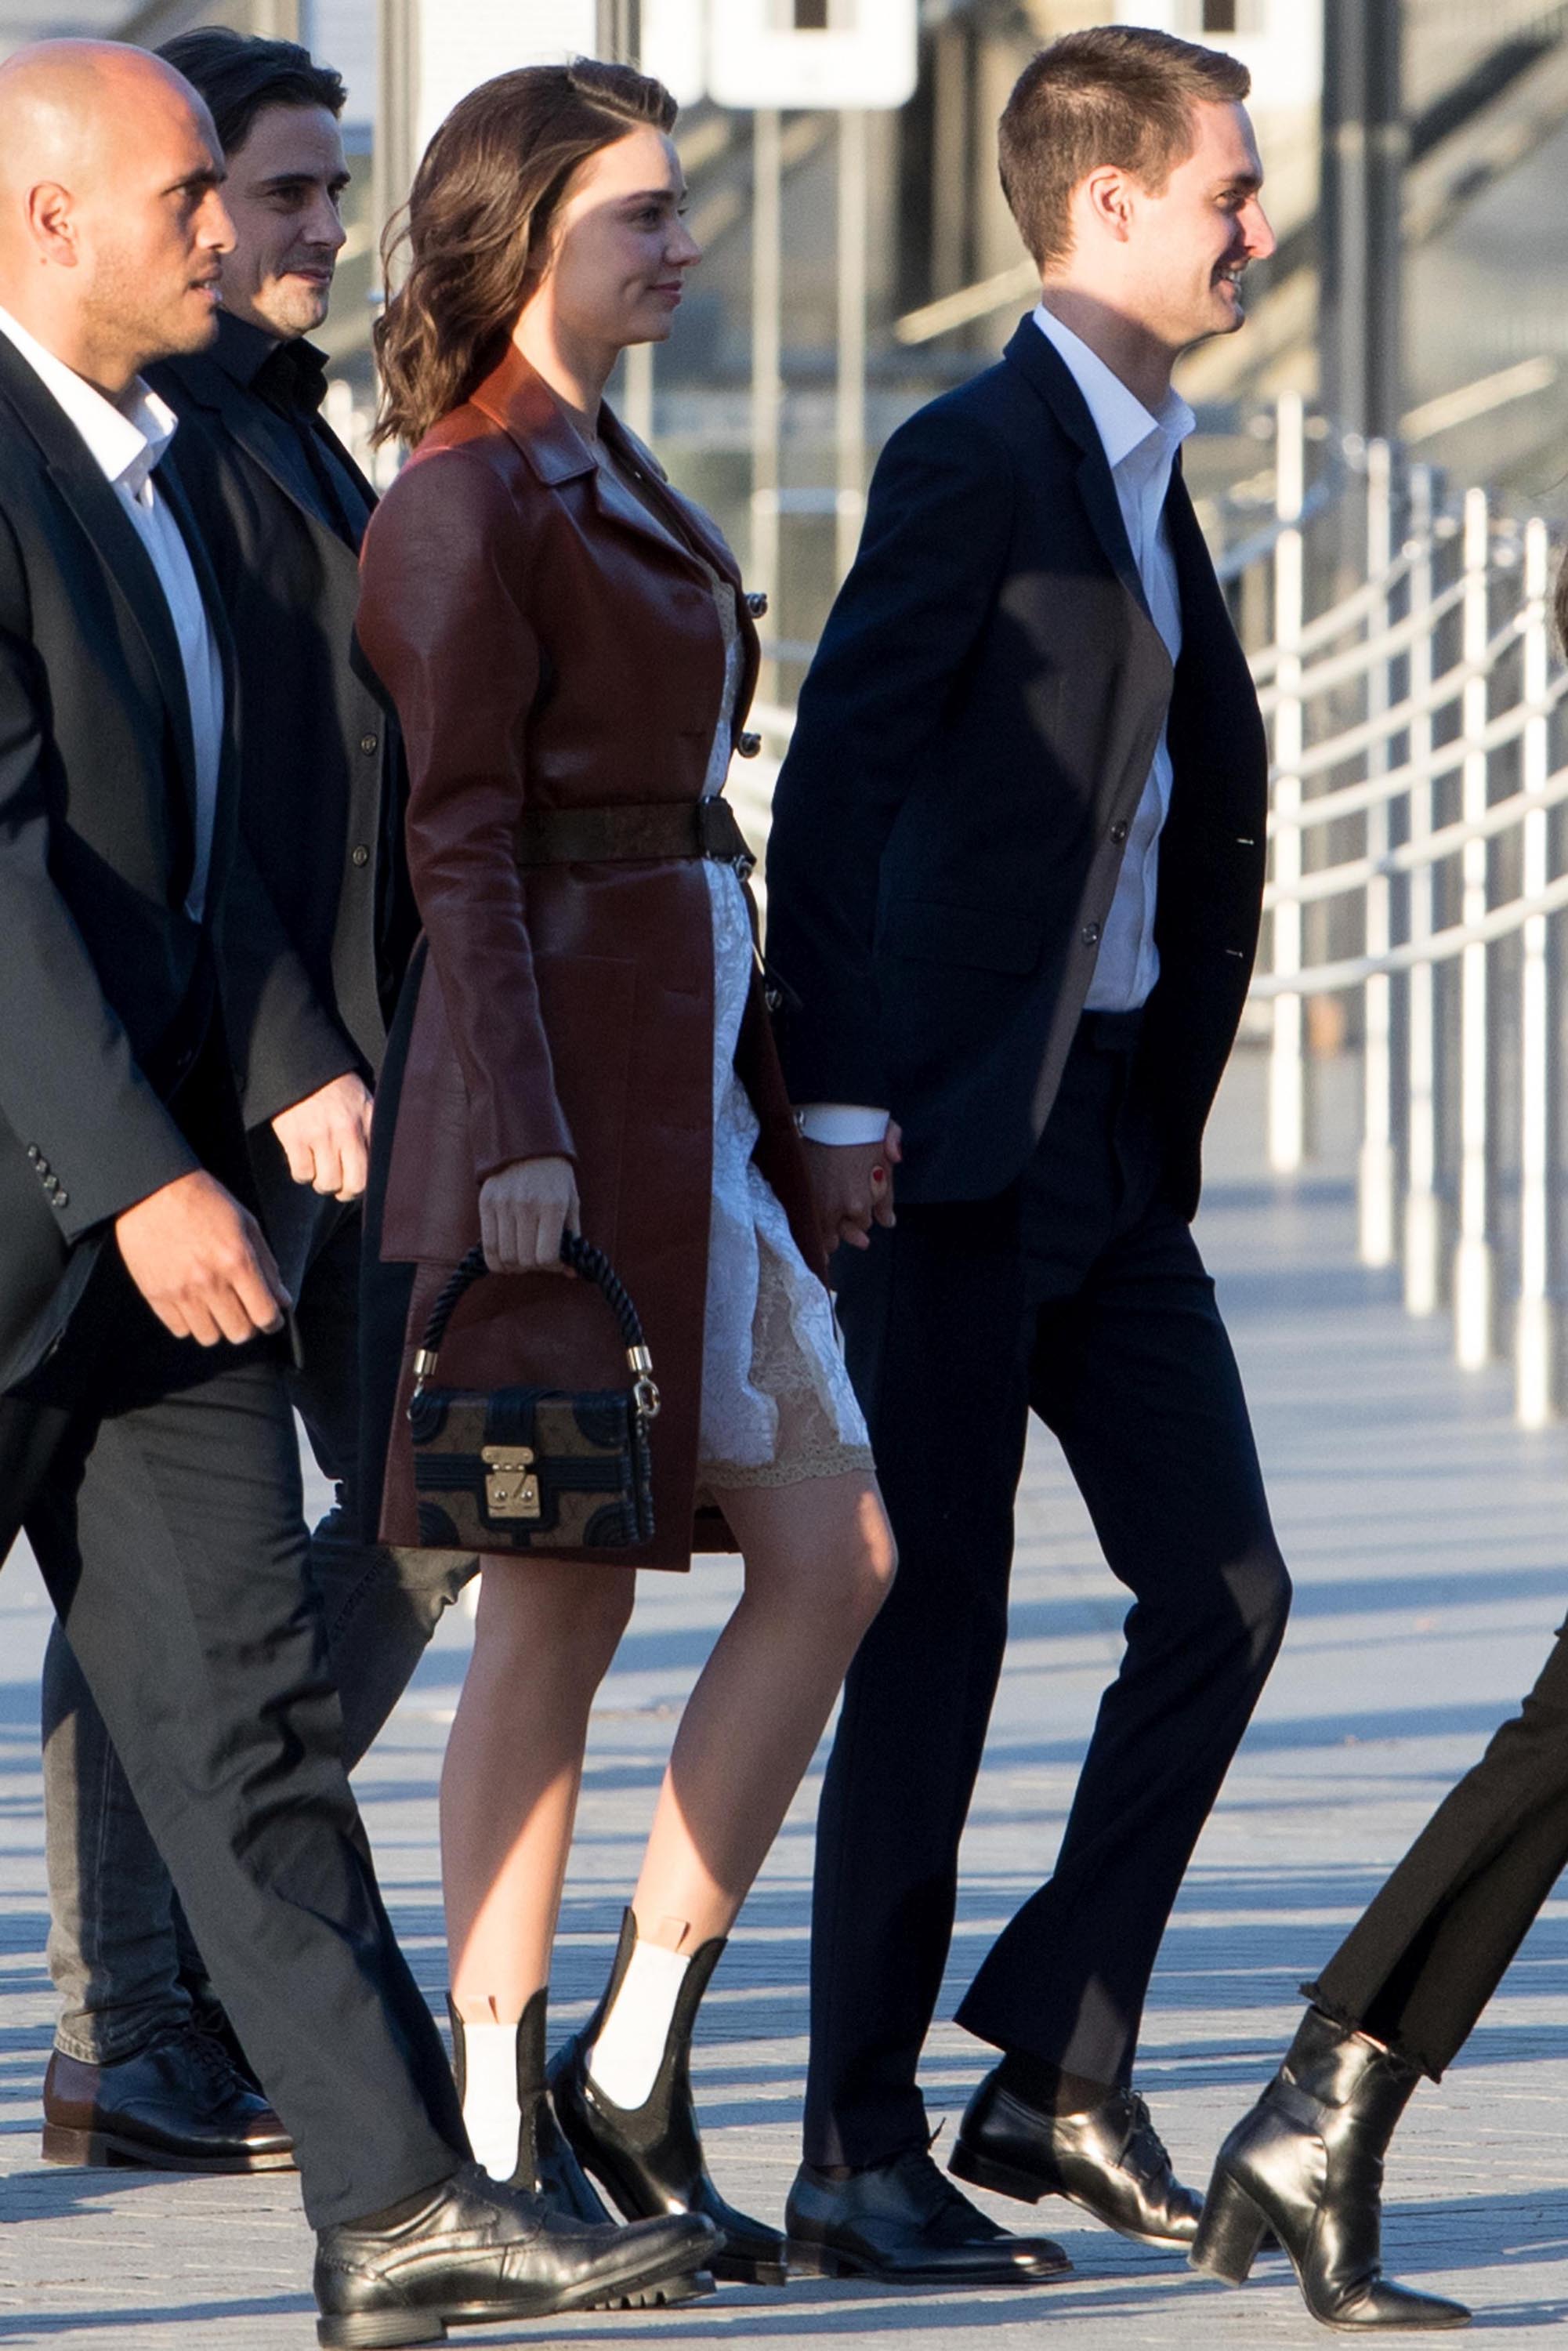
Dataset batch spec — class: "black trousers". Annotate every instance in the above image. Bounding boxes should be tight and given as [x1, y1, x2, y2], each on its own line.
[803, 1017, 1292, 2168]
[16, 1243, 467, 2228]
[1308, 1615, 1568, 2079]
[38, 1168, 475, 2061]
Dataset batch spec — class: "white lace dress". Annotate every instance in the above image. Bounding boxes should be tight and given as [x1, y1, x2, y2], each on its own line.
[686, 563, 873, 1491]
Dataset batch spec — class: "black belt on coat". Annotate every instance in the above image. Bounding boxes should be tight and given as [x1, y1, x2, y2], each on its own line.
[516, 798, 755, 877]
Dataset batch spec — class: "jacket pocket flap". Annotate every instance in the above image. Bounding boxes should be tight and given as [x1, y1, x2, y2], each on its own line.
[879, 897, 1045, 976]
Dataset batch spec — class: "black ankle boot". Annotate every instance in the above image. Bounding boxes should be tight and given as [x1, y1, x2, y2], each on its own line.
[1190, 2008, 1470, 2329]
[448, 1996, 712, 2310]
[549, 1911, 788, 2286]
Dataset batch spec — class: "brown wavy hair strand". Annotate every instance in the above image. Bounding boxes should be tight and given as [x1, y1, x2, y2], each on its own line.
[374, 56, 677, 448]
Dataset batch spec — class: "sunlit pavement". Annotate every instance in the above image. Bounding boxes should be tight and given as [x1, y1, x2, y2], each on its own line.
[5, 1042, 1568, 2346]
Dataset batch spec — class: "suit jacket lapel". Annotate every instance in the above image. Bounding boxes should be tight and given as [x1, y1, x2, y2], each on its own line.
[44, 461, 201, 809]
[1002, 316, 1159, 636]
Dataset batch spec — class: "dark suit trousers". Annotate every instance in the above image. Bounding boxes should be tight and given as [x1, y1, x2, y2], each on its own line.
[1306, 1614, 1568, 2079]
[802, 1017, 1292, 2168]
[38, 1183, 474, 2063]
[19, 1246, 466, 2227]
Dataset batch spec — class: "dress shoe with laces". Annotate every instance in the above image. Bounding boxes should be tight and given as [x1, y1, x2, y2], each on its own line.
[952, 2070, 1202, 2248]
[313, 2161, 718, 2348]
[41, 2027, 295, 2172]
[784, 2146, 1071, 2284]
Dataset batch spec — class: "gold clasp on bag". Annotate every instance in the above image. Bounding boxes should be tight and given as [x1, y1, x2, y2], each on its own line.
[481, 1444, 541, 1520]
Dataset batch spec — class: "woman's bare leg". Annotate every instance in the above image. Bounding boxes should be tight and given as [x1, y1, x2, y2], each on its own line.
[443, 1556, 636, 2024]
[628, 1472, 895, 1954]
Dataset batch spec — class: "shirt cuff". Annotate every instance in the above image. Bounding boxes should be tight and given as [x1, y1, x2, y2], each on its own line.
[795, 1103, 890, 1147]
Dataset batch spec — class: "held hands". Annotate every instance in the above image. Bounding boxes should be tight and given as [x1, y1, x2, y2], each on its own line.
[115, 1168, 292, 1346]
[803, 1119, 903, 1257]
[271, 1073, 374, 1201]
[478, 1155, 581, 1274]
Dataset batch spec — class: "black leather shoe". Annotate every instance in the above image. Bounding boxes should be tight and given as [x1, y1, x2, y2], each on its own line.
[314, 2161, 718, 2348]
[1190, 2009, 1470, 2328]
[550, 1910, 787, 2285]
[784, 2147, 1071, 2284]
[41, 2028, 295, 2173]
[953, 2071, 1202, 2248]
[448, 1994, 712, 2310]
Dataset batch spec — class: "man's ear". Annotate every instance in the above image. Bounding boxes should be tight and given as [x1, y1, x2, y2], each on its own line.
[25, 181, 81, 268]
[1080, 164, 1136, 246]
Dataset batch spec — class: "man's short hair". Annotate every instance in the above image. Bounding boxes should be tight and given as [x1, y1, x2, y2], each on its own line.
[1000, 26, 1251, 273]
[158, 26, 346, 159]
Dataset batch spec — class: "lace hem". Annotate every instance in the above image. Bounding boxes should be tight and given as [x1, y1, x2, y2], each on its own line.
[698, 1442, 875, 1496]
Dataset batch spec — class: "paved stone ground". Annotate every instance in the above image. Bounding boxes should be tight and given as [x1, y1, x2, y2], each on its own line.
[5, 1046, 1568, 2345]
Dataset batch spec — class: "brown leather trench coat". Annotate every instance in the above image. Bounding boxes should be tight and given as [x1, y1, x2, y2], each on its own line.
[357, 344, 824, 1570]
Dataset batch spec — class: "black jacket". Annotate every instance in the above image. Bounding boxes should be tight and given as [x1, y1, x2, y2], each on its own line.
[150, 317, 415, 1119]
[766, 317, 1269, 1213]
[0, 331, 349, 1392]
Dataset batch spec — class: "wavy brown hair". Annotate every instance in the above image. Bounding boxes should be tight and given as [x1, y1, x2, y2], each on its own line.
[374, 57, 677, 447]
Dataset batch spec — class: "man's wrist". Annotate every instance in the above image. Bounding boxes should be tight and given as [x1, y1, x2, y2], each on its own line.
[795, 1103, 889, 1147]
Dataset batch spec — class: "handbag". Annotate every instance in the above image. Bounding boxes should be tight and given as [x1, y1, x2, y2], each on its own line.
[407, 1233, 660, 1553]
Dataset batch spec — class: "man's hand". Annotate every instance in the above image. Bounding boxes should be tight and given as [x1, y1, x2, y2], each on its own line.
[271, 1073, 374, 1201]
[478, 1156, 581, 1274]
[803, 1119, 903, 1256]
[115, 1169, 292, 1346]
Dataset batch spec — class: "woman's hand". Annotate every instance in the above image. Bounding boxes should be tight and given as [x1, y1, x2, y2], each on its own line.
[478, 1156, 580, 1273]
[802, 1118, 904, 1256]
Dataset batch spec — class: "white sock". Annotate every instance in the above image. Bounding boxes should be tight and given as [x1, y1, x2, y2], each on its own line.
[458, 2019, 521, 2182]
[587, 1940, 691, 2111]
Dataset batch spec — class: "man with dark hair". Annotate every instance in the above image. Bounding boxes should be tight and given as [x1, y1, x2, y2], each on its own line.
[769, 25, 1291, 2281]
[37, 25, 474, 2175]
[0, 35, 708, 2340]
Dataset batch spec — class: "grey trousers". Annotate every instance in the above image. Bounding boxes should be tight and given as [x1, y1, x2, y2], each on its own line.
[41, 1177, 475, 2065]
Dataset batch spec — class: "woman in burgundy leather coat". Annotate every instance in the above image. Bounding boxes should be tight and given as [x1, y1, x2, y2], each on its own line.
[357, 59, 896, 2280]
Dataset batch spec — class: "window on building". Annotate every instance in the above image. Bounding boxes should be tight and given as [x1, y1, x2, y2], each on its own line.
[1203, 0, 1240, 27]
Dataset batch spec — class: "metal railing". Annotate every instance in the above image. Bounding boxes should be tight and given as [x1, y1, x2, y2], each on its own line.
[1248, 396, 1568, 1425]
[740, 397, 1568, 1429]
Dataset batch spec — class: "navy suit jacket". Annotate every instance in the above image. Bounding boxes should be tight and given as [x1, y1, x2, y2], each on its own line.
[766, 317, 1269, 1212]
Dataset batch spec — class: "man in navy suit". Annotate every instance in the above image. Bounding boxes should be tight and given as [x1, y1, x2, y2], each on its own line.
[769, 24, 1292, 2282]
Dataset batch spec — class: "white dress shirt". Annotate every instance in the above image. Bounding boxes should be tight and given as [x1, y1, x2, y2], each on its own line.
[0, 306, 223, 922]
[1032, 302, 1193, 1011]
[796, 306, 1195, 1147]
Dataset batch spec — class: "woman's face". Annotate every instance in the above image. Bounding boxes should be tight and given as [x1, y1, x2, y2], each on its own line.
[530, 124, 700, 355]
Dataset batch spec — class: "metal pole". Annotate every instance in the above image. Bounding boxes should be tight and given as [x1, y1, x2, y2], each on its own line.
[1454, 486, 1494, 1368]
[1515, 516, 1555, 1425]
[751, 108, 783, 705]
[1359, 439, 1396, 1264]
[1403, 465, 1440, 1313]
[1320, 0, 1403, 442]
[1269, 392, 1307, 1175]
[835, 108, 869, 584]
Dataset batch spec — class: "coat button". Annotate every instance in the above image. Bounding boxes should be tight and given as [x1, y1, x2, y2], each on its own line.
[745, 590, 769, 619]
[360, 734, 378, 755]
[737, 731, 762, 759]
[1110, 821, 1128, 845]
[25, 1143, 38, 1161]
[1081, 922, 1101, 947]
[53, 1191, 67, 1210]
[42, 1173, 57, 1193]
[351, 844, 371, 867]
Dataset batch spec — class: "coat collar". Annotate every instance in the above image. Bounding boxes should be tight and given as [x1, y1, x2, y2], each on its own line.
[467, 339, 757, 734]
[155, 324, 371, 548]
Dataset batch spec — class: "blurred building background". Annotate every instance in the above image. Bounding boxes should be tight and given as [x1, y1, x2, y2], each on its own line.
[4, 2, 1568, 682]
